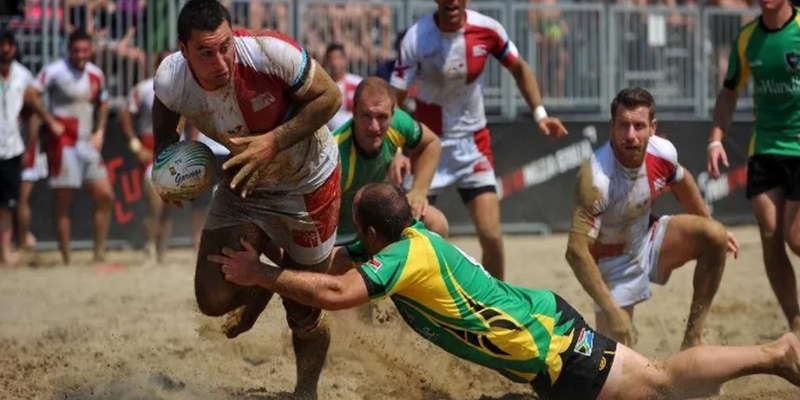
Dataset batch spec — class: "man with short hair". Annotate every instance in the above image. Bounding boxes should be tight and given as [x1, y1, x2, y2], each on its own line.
[35, 29, 115, 265]
[333, 77, 447, 246]
[0, 30, 62, 266]
[152, 0, 342, 398]
[324, 43, 363, 132]
[566, 87, 739, 350]
[391, 0, 568, 280]
[707, 0, 800, 336]
[211, 181, 800, 400]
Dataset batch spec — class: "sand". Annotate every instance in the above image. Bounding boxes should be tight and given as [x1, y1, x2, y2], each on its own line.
[1, 224, 798, 400]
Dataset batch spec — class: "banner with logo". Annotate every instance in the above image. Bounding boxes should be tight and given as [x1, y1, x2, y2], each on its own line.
[22, 115, 756, 249]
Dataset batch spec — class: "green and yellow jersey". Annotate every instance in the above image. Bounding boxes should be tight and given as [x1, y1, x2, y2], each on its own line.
[725, 8, 800, 157]
[334, 109, 422, 244]
[348, 221, 577, 384]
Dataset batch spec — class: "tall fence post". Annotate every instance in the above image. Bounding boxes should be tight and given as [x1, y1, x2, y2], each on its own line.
[503, 0, 515, 119]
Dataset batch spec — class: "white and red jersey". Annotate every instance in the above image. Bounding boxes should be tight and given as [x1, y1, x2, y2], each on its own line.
[390, 10, 519, 138]
[34, 59, 107, 143]
[154, 29, 337, 194]
[127, 78, 156, 140]
[579, 136, 685, 259]
[0, 61, 34, 160]
[326, 72, 362, 132]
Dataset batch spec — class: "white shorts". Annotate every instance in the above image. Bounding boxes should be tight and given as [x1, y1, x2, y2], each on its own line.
[21, 151, 48, 182]
[49, 142, 108, 189]
[594, 216, 672, 312]
[404, 127, 496, 198]
[203, 166, 341, 266]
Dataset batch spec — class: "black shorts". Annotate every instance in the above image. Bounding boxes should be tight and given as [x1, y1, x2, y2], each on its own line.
[532, 295, 617, 400]
[746, 154, 800, 201]
[426, 185, 496, 206]
[0, 155, 22, 209]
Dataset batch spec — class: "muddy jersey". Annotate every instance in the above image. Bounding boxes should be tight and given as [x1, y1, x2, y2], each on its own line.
[34, 59, 108, 142]
[127, 78, 156, 138]
[0, 61, 34, 160]
[349, 221, 576, 384]
[154, 29, 337, 194]
[570, 136, 685, 260]
[390, 10, 519, 137]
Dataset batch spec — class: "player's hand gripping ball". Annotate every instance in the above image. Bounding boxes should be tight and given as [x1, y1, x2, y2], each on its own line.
[151, 141, 216, 201]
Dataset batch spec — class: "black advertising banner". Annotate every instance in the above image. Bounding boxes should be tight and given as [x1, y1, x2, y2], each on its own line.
[22, 114, 757, 249]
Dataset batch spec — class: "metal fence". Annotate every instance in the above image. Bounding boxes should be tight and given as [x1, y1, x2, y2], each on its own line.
[6, 1, 764, 118]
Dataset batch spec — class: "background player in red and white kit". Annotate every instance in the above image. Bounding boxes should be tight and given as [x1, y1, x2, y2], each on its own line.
[390, 0, 568, 280]
[323, 43, 362, 132]
[566, 88, 740, 350]
[151, 1, 342, 398]
[0, 30, 62, 267]
[118, 50, 173, 264]
[34, 29, 114, 265]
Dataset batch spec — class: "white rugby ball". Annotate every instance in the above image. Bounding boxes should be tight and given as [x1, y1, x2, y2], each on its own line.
[151, 141, 216, 201]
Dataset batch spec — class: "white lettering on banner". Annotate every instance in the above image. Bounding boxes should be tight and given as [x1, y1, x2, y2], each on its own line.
[497, 125, 598, 199]
[521, 140, 594, 188]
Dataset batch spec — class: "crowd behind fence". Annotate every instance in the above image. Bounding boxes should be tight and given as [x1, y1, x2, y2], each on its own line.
[2, 1, 769, 119]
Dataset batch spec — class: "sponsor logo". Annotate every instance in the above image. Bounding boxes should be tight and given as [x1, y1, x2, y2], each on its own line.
[748, 59, 762, 68]
[754, 76, 800, 95]
[292, 229, 321, 248]
[786, 51, 800, 73]
[574, 327, 594, 357]
[472, 44, 488, 57]
[368, 259, 382, 270]
[174, 168, 203, 185]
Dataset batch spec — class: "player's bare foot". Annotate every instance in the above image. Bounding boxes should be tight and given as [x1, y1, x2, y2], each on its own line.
[768, 332, 800, 387]
[24, 232, 36, 249]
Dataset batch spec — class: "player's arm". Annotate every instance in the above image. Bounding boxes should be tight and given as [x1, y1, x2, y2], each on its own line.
[22, 85, 62, 135]
[708, 35, 745, 178]
[564, 163, 633, 344]
[152, 96, 183, 157]
[493, 23, 566, 137]
[209, 239, 370, 310]
[564, 186, 616, 314]
[270, 60, 341, 152]
[118, 86, 143, 156]
[671, 170, 711, 218]
[92, 74, 110, 149]
[407, 122, 440, 196]
[390, 31, 419, 111]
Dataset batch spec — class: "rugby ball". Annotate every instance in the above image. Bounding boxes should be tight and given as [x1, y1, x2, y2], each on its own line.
[151, 141, 216, 201]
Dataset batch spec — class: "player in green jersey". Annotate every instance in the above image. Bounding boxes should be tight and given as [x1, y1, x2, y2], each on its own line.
[708, 0, 800, 336]
[334, 77, 448, 245]
[210, 182, 800, 400]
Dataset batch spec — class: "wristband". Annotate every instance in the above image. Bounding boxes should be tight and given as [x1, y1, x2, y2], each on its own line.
[129, 137, 142, 153]
[533, 106, 548, 123]
[707, 141, 723, 150]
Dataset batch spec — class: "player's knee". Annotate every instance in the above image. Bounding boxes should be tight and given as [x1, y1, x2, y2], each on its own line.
[423, 212, 449, 238]
[477, 226, 503, 248]
[786, 234, 800, 257]
[195, 291, 230, 317]
[700, 220, 728, 252]
[283, 298, 325, 337]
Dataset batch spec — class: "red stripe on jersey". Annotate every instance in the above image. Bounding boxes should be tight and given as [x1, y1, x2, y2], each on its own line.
[414, 99, 443, 136]
[644, 152, 676, 200]
[344, 80, 358, 112]
[464, 25, 512, 84]
[233, 29, 302, 51]
[88, 72, 102, 102]
[233, 62, 291, 134]
[473, 127, 494, 168]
